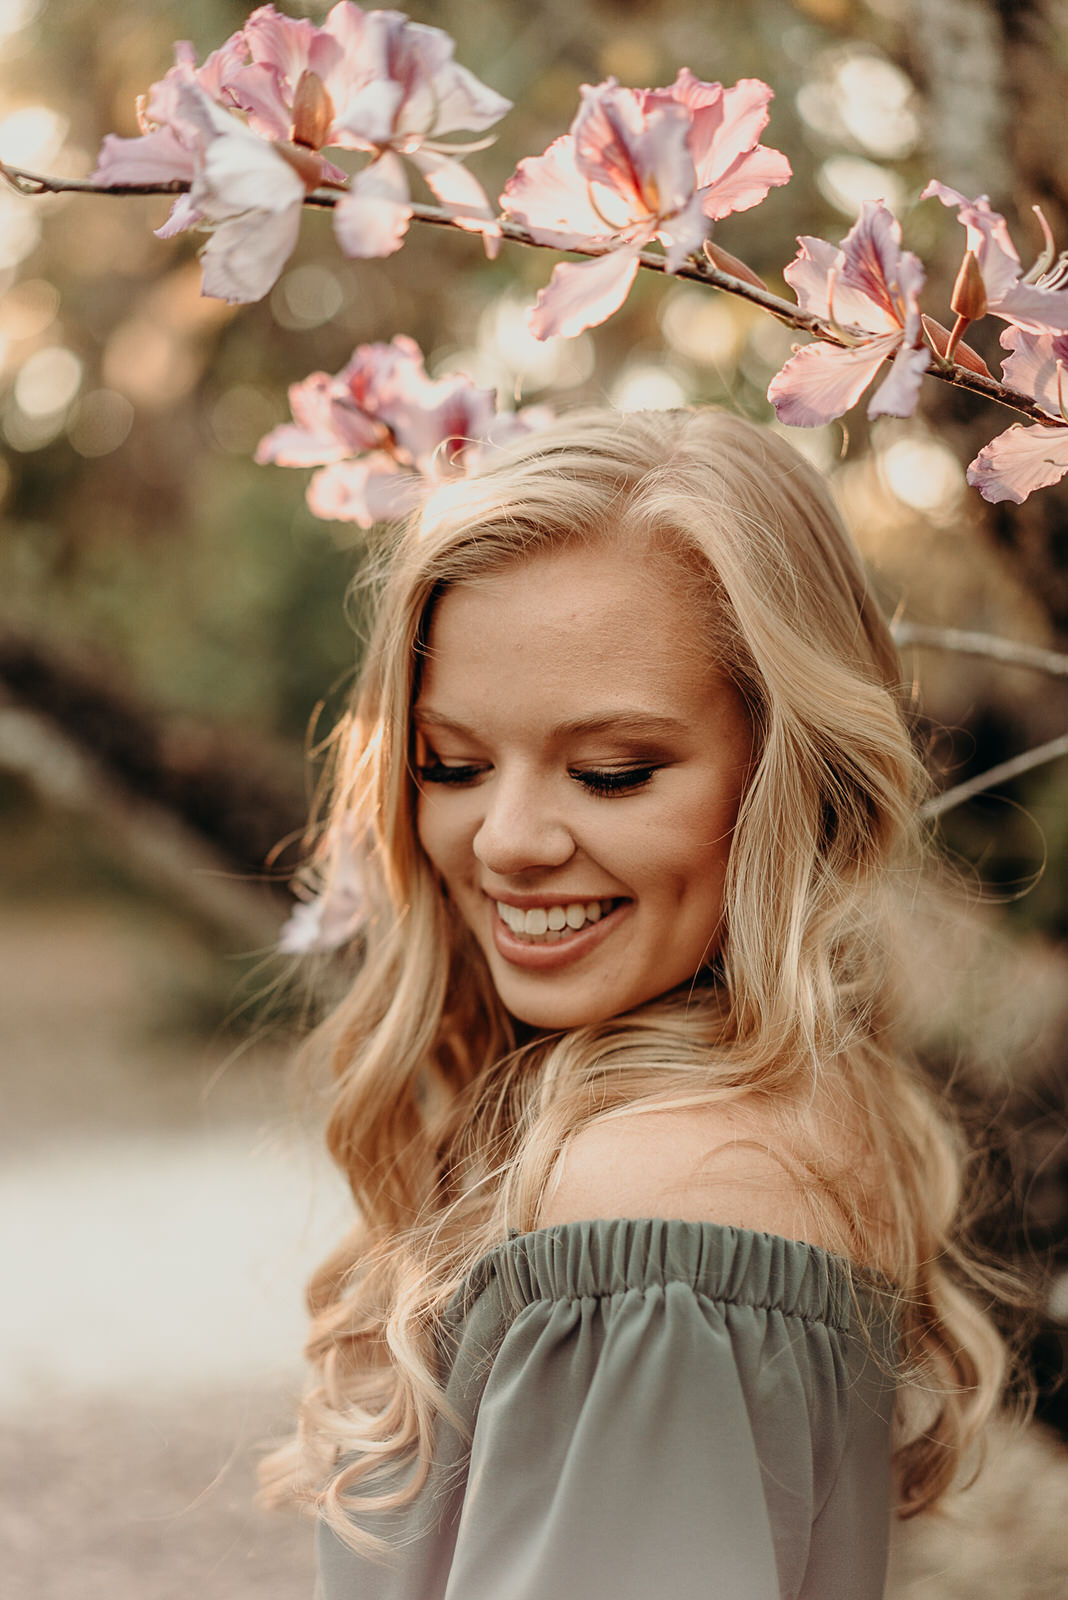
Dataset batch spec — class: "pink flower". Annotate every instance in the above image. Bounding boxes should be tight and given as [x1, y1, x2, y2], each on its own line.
[90, 5, 510, 297]
[232, 5, 511, 258]
[90, 33, 251, 238]
[967, 327, 1068, 502]
[644, 70, 792, 222]
[280, 823, 367, 954]
[921, 181, 1068, 334]
[172, 82, 336, 304]
[501, 73, 789, 340]
[256, 335, 551, 526]
[767, 201, 931, 427]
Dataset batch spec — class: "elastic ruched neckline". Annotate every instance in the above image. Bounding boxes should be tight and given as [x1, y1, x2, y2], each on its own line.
[456, 1217, 863, 1331]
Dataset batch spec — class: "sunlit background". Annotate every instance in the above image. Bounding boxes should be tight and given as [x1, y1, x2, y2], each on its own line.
[1, 1, 1066, 1595]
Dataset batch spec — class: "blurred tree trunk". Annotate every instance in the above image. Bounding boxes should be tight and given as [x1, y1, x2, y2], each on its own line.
[0, 630, 306, 942]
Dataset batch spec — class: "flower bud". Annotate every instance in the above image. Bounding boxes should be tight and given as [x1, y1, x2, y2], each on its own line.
[291, 70, 335, 152]
[703, 240, 766, 290]
[275, 139, 331, 194]
[921, 315, 992, 376]
[950, 250, 987, 322]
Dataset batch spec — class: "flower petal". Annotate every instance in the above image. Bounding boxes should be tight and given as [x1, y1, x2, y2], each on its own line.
[699, 141, 792, 220]
[657, 190, 709, 270]
[416, 49, 512, 137]
[527, 247, 642, 340]
[154, 193, 202, 240]
[244, 5, 336, 85]
[572, 81, 695, 224]
[782, 235, 841, 319]
[838, 201, 924, 337]
[665, 72, 791, 218]
[409, 150, 501, 257]
[967, 422, 1068, 504]
[224, 61, 294, 141]
[256, 368, 383, 465]
[500, 136, 613, 247]
[199, 200, 303, 303]
[333, 152, 413, 258]
[670, 73, 768, 183]
[921, 179, 1023, 306]
[306, 457, 423, 525]
[91, 127, 194, 185]
[988, 281, 1068, 335]
[334, 11, 510, 144]
[767, 334, 900, 426]
[867, 340, 930, 419]
[999, 325, 1068, 414]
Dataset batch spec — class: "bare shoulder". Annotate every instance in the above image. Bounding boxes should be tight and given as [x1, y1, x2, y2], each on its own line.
[536, 1098, 849, 1255]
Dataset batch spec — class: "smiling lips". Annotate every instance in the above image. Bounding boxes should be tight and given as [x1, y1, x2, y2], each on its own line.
[495, 897, 616, 940]
[490, 896, 628, 970]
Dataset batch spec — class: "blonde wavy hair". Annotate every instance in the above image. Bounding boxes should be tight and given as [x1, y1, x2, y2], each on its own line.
[261, 408, 1007, 1550]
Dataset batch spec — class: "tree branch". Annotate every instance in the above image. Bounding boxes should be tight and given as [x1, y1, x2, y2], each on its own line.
[1, 162, 1059, 429]
[923, 732, 1068, 819]
[892, 622, 1068, 678]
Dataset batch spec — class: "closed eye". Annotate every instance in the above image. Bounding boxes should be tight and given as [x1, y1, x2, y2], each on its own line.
[416, 759, 488, 787]
[572, 766, 657, 797]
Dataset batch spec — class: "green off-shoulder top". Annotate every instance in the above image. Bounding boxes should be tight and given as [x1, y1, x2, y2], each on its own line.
[317, 1218, 898, 1600]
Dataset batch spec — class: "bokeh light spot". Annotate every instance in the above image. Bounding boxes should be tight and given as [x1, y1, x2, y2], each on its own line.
[817, 155, 905, 217]
[14, 343, 82, 416]
[0, 191, 41, 270]
[0, 275, 59, 343]
[798, 49, 918, 160]
[103, 318, 197, 407]
[610, 363, 691, 412]
[270, 264, 345, 330]
[67, 389, 135, 458]
[877, 434, 965, 515]
[477, 292, 594, 391]
[0, 0, 44, 40]
[661, 288, 746, 369]
[0, 103, 67, 167]
[209, 384, 283, 455]
[3, 398, 64, 450]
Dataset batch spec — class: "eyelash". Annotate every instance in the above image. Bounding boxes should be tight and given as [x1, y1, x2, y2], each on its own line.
[416, 761, 657, 797]
[574, 766, 656, 797]
[416, 761, 486, 786]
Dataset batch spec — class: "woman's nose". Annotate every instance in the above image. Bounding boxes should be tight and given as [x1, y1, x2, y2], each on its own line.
[472, 775, 575, 875]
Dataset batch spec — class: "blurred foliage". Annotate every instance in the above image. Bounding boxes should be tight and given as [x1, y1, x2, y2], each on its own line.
[0, 0, 1065, 938]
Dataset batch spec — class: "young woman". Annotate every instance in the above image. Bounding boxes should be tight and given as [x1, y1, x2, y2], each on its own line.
[262, 408, 1006, 1599]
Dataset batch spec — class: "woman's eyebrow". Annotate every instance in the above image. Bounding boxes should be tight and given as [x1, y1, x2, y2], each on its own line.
[413, 707, 687, 739]
[555, 712, 688, 740]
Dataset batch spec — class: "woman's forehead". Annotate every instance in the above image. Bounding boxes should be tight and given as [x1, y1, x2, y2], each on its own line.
[414, 542, 743, 736]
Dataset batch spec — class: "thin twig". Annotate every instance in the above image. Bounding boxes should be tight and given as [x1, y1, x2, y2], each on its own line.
[923, 731, 1068, 819]
[892, 622, 1068, 678]
[1, 162, 1060, 429]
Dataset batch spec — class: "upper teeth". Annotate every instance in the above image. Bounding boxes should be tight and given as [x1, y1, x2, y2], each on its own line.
[496, 899, 612, 937]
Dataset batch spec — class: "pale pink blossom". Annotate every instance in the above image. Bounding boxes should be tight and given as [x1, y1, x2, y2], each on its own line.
[91, 5, 510, 294]
[256, 335, 551, 527]
[501, 73, 789, 340]
[641, 70, 791, 222]
[967, 327, 1068, 502]
[767, 201, 931, 427]
[921, 181, 1068, 334]
[90, 34, 250, 237]
[327, 5, 510, 256]
[172, 82, 332, 304]
[231, 5, 511, 257]
[280, 825, 367, 953]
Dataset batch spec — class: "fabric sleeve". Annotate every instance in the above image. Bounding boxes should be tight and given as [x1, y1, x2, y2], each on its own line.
[441, 1275, 850, 1600]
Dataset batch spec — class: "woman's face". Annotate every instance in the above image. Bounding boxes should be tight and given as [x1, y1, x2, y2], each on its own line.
[413, 541, 752, 1030]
